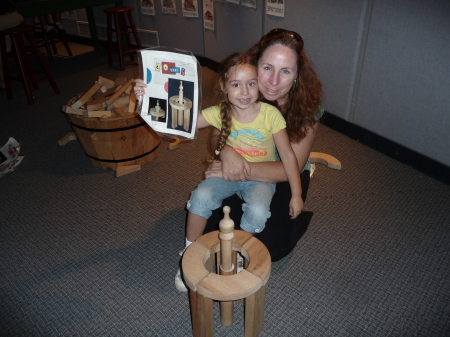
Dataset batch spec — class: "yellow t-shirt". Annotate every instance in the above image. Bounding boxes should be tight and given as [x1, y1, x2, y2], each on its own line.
[202, 102, 286, 162]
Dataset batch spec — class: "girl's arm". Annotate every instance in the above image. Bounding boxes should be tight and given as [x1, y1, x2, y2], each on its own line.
[272, 128, 303, 218]
[206, 123, 318, 183]
[197, 112, 211, 129]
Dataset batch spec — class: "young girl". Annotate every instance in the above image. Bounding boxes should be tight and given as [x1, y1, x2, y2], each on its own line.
[175, 52, 304, 291]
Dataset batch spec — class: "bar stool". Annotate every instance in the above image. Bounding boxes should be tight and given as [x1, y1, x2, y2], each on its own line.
[104, 6, 143, 71]
[182, 207, 271, 336]
[34, 22, 73, 62]
[0, 25, 60, 105]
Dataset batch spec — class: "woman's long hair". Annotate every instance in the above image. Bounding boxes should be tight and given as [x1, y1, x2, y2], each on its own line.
[248, 30, 322, 143]
[214, 52, 257, 158]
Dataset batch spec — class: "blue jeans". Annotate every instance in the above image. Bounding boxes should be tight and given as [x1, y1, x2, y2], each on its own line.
[187, 177, 276, 233]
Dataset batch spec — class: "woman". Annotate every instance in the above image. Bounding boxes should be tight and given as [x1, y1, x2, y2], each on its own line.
[203, 29, 323, 261]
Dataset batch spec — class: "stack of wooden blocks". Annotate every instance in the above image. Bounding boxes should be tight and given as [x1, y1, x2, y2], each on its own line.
[62, 76, 137, 118]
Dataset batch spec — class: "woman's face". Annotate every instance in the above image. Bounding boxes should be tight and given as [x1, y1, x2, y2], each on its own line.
[257, 43, 298, 106]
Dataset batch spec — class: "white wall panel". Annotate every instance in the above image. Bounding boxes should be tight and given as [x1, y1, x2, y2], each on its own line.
[355, 0, 450, 165]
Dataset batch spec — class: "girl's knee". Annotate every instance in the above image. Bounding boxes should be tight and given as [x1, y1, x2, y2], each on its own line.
[241, 203, 271, 233]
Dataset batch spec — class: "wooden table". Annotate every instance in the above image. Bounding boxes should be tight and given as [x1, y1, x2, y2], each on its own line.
[15, 0, 123, 50]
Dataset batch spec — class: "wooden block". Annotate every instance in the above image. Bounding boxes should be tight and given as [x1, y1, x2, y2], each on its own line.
[128, 91, 137, 113]
[113, 106, 128, 117]
[116, 165, 141, 177]
[97, 76, 115, 89]
[62, 105, 87, 115]
[58, 132, 77, 146]
[113, 95, 130, 106]
[114, 77, 128, 86]
[71, 83, 102, 110]
[169, 139, 181, 150]
[309, 152, 342, 170]
[101, 86, 119, 97]
[86, 95, 107, 111]
[106, 78, 134, 105]
[83, 110, 112, 118]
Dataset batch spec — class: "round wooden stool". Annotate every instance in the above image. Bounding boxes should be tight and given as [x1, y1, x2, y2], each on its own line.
[0, 25, 60, 104]
[182, 208, 271, 337]
[104, 6, 143, 71]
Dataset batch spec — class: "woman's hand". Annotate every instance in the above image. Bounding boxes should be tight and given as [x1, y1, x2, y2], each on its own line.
[220, 146, 251, 182]
[289, 195, 304, 219]
[134, 79, 147, 98]
[204, 160, 223, 179]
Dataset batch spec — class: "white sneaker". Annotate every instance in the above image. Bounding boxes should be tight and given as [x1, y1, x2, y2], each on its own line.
[237, 252, 244, 273]
[175, 248, 188, 292]
[175, 267, 188, 292]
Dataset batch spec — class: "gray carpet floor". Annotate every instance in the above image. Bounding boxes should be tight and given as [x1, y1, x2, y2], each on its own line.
[1, 45, 450, 336]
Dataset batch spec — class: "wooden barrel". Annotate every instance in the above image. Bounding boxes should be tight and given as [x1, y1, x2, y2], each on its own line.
[68, 113, 161, 170]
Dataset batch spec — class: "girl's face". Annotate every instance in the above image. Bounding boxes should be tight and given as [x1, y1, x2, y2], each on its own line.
[257, 43, 298, 106]
[224, 64, 259, 113]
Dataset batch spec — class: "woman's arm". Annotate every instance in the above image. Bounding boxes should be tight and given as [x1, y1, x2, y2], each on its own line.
[272, 128, 303, 218]
[209, 128, 251, 182]
[206, 122, 318, 183]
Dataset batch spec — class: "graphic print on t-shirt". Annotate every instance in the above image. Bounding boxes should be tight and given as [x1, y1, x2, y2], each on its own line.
[230, 129, 268, 157]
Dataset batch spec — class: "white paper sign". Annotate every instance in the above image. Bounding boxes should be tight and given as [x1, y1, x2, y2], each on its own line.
[242, 0, 256, 8]
[141, 0, 155, 16]
[182, 0, 199, 17]
[203, 0, 214, 31]
[266, 0, 284, 17]
[138, 49, 200, 140]
[160, 0, 177, 15]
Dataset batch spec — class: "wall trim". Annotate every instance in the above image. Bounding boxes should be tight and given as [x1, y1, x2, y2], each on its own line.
[321, 112, 450, 185]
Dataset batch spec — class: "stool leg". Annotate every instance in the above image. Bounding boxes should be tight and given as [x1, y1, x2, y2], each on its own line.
[106, 13, 113, 67]
[10, 33, 35, 104]
[50, 36, 58, 55]
[114, 13, 125, 71]
[59, 32, 73, 56]
[40, 28, 54, 62]
[189, 290, 214, 337]
[0, 34, 13, 99]
[244, 286, 266, 337]
[16, 35, 39, 90]
[24, 29, 60, 95]
[172, 107, 178, 128]
[120, 14, 134, 62]
[126, 11, 142, 49]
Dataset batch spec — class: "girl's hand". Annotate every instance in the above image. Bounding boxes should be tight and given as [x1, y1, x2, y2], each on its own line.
[134, 79, 147, 98]
[205, 160, 223, 179]
[220, 146, 251, 182]
[289, 196, 304, 219]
